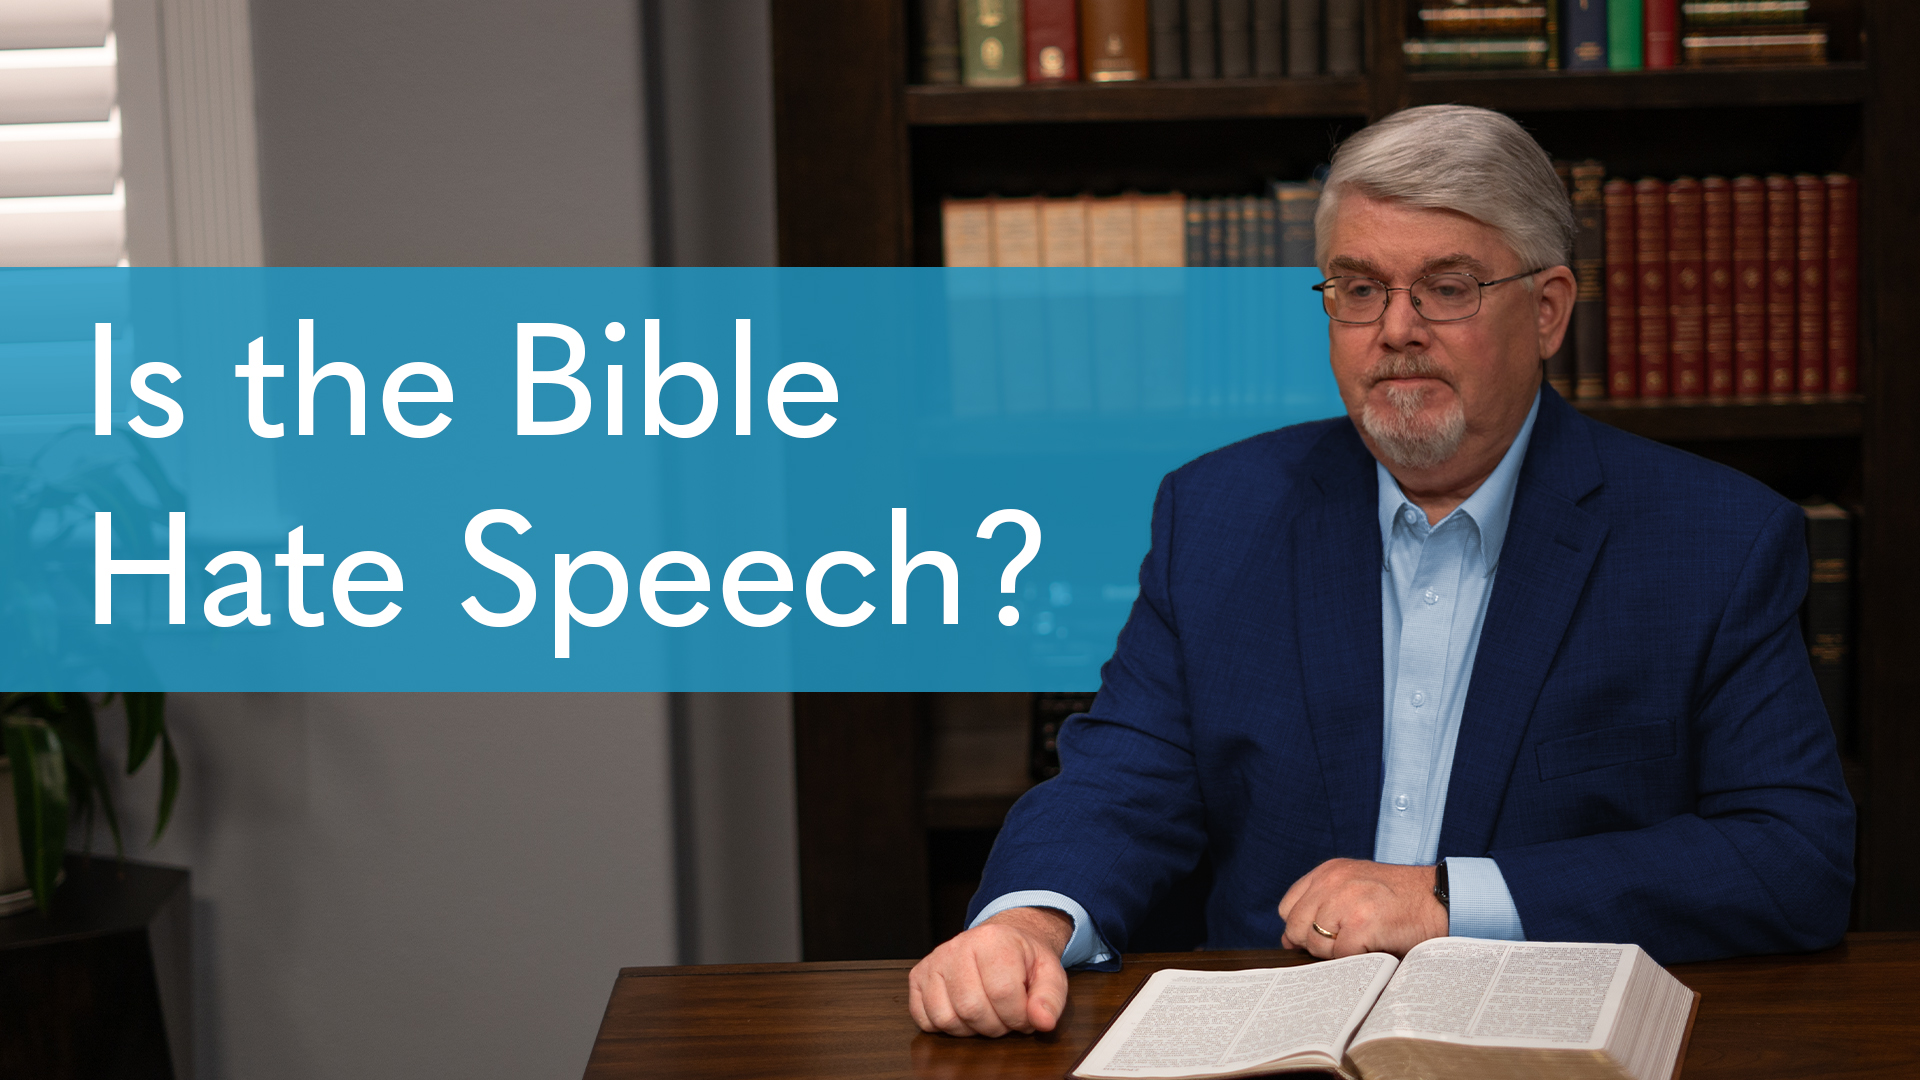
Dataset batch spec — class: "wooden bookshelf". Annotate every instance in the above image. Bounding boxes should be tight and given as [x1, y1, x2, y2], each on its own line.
[772, 0, 1920, 960]
[905, 65, 1868, 127]
[1404, 62, 1869, 111]
[1576, 399, 1864, 441]
[906, 77, 1371, 124]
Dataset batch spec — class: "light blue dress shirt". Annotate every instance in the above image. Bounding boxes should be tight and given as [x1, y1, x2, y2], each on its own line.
[976, 393, 1542, 966]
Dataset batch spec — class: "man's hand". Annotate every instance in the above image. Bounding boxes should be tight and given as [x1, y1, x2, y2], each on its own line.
[1277, 858, 1448, 959]
[908, 906, 1072, 1037]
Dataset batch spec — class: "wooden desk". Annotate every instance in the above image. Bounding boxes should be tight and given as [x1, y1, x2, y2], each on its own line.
[585, 932, 1920, 1079]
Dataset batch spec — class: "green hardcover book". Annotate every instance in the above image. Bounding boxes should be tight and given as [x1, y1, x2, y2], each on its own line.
[961, 0, 1023, 86]
[1609, 0, 1643, 69]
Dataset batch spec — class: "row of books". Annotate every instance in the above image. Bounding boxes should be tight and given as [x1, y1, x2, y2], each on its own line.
[941, 163, 1860, 407]
[940, 183, 1325, 267]
[1561, 166, 1858, 404]
[1182, 184, 1322, 267]
[941, 193, 1190, 266]
[917, 0, 1364, 86]
[1404, 0, 1828, 72]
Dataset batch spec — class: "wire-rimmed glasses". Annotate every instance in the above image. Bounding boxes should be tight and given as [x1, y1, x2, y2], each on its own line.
[1312, 268, 1545, 324]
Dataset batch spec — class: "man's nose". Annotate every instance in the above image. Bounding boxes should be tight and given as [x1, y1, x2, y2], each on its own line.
[1378, 287, 1432, 352]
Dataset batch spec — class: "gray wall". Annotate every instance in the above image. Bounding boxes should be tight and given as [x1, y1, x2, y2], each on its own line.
[248, 0, 650, 266]
[678, 693, 800, 964]
[90, 1, 797, 1077]
[651, 0, 778, 267]
[108, 693, 676, 1080]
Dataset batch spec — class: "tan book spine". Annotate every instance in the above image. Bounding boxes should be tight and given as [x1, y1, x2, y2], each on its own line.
[1087, 194, 1139, 266]
[991, 196, 1043, 267]
[942, 197, 995, 267]
[1041, 196, 1091, 267]
[1134, 193, 1188, 267]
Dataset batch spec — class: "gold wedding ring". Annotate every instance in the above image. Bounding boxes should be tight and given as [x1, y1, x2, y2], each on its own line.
[1311, 921, 1339, 940]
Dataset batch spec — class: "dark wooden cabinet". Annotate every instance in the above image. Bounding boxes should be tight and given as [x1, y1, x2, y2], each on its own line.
[0, 857, 191, 1079]
[774, 0, 1920, 959]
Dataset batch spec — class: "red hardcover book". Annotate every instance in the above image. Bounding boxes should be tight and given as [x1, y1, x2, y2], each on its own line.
[1764, 175, 1797, 400]
[1604, 179, 1638, 399]
[1666, 177, 1706, 401]
[1645, 0, 1678, 68]
[1635, 178, 1670, 400]
[1026, 0, 1081, 81]
[1732, 176, 1767, 401]
[1702, 177, 1735, 400]
[1826, 173, 1858, 398]
[1793, 174, 1827, 399]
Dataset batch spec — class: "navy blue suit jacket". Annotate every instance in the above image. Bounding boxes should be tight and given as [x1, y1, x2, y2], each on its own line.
[973, 387, 1854, 965]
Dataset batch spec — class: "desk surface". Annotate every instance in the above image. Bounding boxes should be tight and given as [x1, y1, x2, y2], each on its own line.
[585, 932, 1920, 1079]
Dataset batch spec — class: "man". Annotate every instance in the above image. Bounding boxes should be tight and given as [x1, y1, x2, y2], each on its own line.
[908, 104, 1855, 1038]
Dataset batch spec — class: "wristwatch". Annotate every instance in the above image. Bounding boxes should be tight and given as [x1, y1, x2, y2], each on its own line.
[1433, 860, 1450, 911]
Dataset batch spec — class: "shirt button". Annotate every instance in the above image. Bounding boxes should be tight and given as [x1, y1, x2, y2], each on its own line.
[1393, 794, 1410, 812]
[1402, 507, 1420, 525]
[1423, 588, 1439, 605]
[1411, 690, 1426, 707]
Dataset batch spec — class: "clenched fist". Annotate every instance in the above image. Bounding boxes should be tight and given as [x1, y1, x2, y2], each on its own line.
[908, 906, 1073, 1037]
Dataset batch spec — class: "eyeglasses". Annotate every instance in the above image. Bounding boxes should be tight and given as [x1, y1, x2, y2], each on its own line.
[1311, 268, 1545, 324]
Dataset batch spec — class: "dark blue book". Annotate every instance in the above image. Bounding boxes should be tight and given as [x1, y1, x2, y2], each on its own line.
[1182, 196, 1198, 265]
[1563, 0, 1609, 70]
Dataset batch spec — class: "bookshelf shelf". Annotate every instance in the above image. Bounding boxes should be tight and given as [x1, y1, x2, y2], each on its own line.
[906, 78, 1370, 126]
[905, 65, 1868, 128]
[1405, 62, 1869, 113]
[1576, 399, 1864, 441]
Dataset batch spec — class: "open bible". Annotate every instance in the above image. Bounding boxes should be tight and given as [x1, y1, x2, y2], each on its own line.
[1070, 938, 1700, 1080]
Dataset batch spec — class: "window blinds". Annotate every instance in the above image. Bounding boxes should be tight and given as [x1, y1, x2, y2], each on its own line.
[0, 0, 125, 266]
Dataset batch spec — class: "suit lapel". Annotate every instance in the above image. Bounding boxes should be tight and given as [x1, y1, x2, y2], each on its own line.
[1439, 390, 1609, 858]
[1291, 423, 1387, 859]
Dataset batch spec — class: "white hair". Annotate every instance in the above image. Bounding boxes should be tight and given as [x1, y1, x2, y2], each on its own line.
[1314, 105, 1575, 275]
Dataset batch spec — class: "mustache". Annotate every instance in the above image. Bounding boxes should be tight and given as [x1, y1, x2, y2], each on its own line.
[1364, 352, 1454, 387]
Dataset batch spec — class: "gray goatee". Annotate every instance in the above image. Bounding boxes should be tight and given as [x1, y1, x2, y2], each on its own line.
[1356, 353, 1467, 470]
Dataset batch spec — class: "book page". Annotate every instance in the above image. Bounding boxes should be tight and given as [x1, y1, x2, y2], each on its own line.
[1075, 954, 1397, 1079]
[1351, 939, 1635, 1052]
[1471, 943, 1630, 1045]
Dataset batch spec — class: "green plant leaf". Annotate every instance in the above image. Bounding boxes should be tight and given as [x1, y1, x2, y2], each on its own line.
[125, 691, 165, 774]
[152, 729, 180, 844]
[4, 719, 69, 914]
[44, 693, 123, 858]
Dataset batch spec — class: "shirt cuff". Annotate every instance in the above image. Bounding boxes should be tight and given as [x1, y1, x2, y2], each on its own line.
[971, 890, 1116, 969]
[1443, 857, 1526, 941]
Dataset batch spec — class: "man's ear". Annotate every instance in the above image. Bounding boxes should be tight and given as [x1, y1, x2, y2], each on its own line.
[1535, 265, 1578, 359]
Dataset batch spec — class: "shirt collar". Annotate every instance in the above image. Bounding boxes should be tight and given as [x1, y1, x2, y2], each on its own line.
[1375, 388, 1542, 571]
